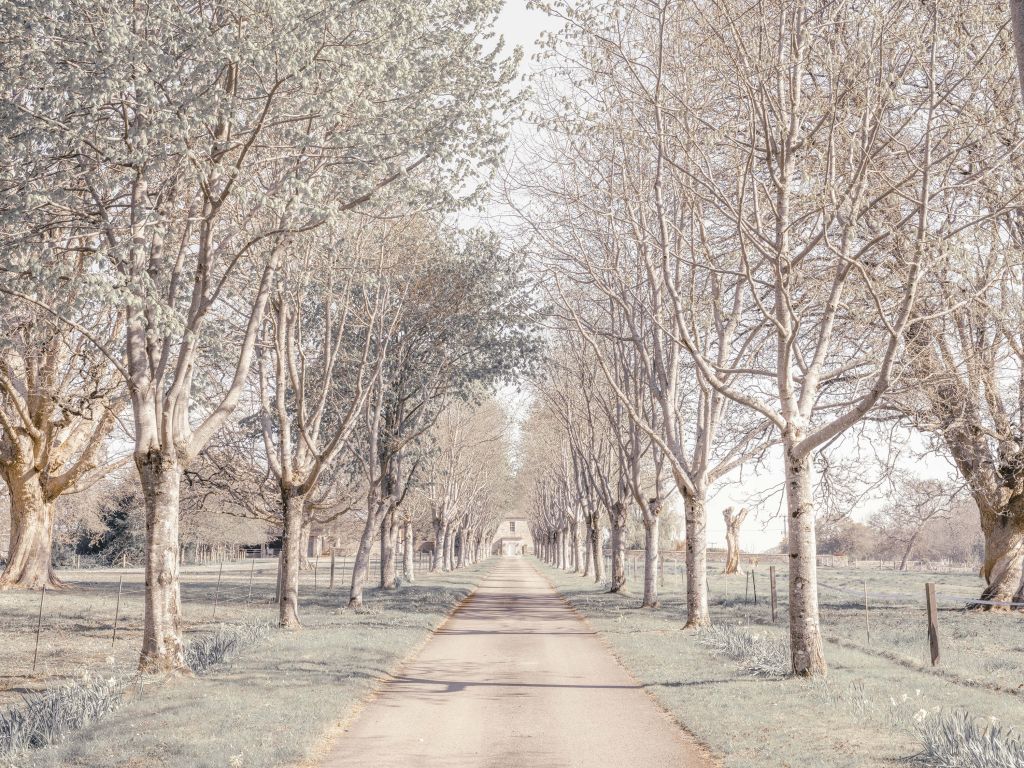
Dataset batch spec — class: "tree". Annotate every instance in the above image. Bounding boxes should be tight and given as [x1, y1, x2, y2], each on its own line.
[721, 507, 750, 576]
[346, 230, 540, 607]
[0, 294, 123, 589]
[2, 0, 520, 670]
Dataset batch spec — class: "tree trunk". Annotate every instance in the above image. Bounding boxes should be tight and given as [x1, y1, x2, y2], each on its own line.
[297, 520, 313, 571]
[722, 506, 749, 575]
[642, 515, 660, 608]
[683, 490, 711, 629]
[431, 518, 444, 572]
[609, 501, 627, 592]
[403, 521, 415, 583]
[569, 520, 581, 573]
[278, 488, 305, 628]
[380, 507, 398, 589]
[0, 464, 61, 590]
[444, 525, 456, 571]
[1011, 0, 1024, 105]
[582, 531, 592, 577]
[137, 451, 187, 672]
[348, 507, 381, 608]
[590, 519, 605, 583]
[977, 518, 1024, 608]
[784, 444, 827, 677]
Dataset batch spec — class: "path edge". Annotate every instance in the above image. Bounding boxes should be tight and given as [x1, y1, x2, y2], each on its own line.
[530, 558, 723, 768]
[297, 558, 498, 768]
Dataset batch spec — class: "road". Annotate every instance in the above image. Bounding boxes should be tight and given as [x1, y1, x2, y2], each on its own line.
[321, 557, 713, 768]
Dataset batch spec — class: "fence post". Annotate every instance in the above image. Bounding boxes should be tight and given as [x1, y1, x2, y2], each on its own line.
[112, 573, 124, 645]
[745, 571, 750, 602]
[752, 569, 757, 605]
[926, 582, 940, 666]
[212, 561, 224, 619]
[863, 578, 870, 645]
[769, 566, 777, 623]
[247, 558, 255, 605]
[329, 550, 336, 590]
[32, 587, 46, 673]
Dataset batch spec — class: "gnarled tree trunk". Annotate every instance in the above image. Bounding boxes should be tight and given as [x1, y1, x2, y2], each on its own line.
[0, 464, 61, 590]
[589, 517, 605, 583]
[722, 506, 750, 575]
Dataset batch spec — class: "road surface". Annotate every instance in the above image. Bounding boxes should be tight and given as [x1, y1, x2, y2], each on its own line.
[321, 557, 713, 768]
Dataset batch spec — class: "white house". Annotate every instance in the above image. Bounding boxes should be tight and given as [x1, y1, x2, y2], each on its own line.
[491, 517, 533, 556]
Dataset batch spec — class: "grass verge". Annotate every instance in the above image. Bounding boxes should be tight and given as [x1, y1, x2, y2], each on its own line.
[540, 561, 1024, 768]
[3, 563, 490, 768]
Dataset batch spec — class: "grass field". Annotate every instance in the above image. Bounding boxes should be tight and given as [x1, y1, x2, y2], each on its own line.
[541, 558, 1024, 767]
[0, 558, 490, 768]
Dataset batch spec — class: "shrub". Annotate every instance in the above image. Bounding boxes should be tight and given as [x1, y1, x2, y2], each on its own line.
[697, 625, 790, 678]
[184, 620, 271, 675]
[915, 710, 1024, 768]
[0, 673, 131, 757]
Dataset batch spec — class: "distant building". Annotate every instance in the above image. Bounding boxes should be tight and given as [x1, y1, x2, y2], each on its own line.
[491, 517, 533, 556]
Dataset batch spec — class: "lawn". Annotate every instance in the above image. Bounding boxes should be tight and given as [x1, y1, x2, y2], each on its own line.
[540, 559, 1024, 768]
[0, 558, 490, 768]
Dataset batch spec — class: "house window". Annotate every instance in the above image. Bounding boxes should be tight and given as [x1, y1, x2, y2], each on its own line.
[510, 521, 517, 533]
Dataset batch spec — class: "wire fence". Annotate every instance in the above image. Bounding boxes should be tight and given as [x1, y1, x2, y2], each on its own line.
[0, 549, 441, 706]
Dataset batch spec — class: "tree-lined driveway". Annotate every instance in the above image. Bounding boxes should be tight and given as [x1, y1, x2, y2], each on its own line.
[321, 557, 713, 767]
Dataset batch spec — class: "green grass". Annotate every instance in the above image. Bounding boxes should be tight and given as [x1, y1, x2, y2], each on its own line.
[0, 560, 490, 768]
[541, 559, 1024, 768]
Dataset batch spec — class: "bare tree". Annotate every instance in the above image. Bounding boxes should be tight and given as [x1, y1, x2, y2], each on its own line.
[721, 507, 750, 576]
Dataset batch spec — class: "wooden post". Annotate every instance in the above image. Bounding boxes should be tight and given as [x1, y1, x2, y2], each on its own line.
[769, 566, 777, 623]
[212, 562, 224, 620]
[863, 578, 870, 645]
[32, 587, 46, 672]
[329, 550, 336, 590]
[752, 569, 758, 605]
[745, 571, 750, 602]
[112, 573, 124, 644]
[122, 552, 127, 569]
[247, 558, 255, 604]
[926, 582, 940, 666]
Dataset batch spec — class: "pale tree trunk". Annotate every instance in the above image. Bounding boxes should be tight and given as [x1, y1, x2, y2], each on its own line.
[403, 521, 415, 583]
[1011, 1, 1024, 105]
[137, 452, 187, 672]
[722, 507, 749, 575]
[431, 518, 445, 572]
[298, 520, 313, 571]
[278, 489, 305, 628]
[590, 520, 605, 583]
[683, 490, 711, 629]
[444, 525, 456, 571]
[0, 464, 61, 590]
[380, 507, 398, 589]
[556, 528, 565, 569]
[785, 444, 827, 677]
[569, 520, 581, 573]
[642, 515, 660, 608]
[609, 501, 627, 592]
[349, 504, 384, 608]
[582, 533, 592, 577]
